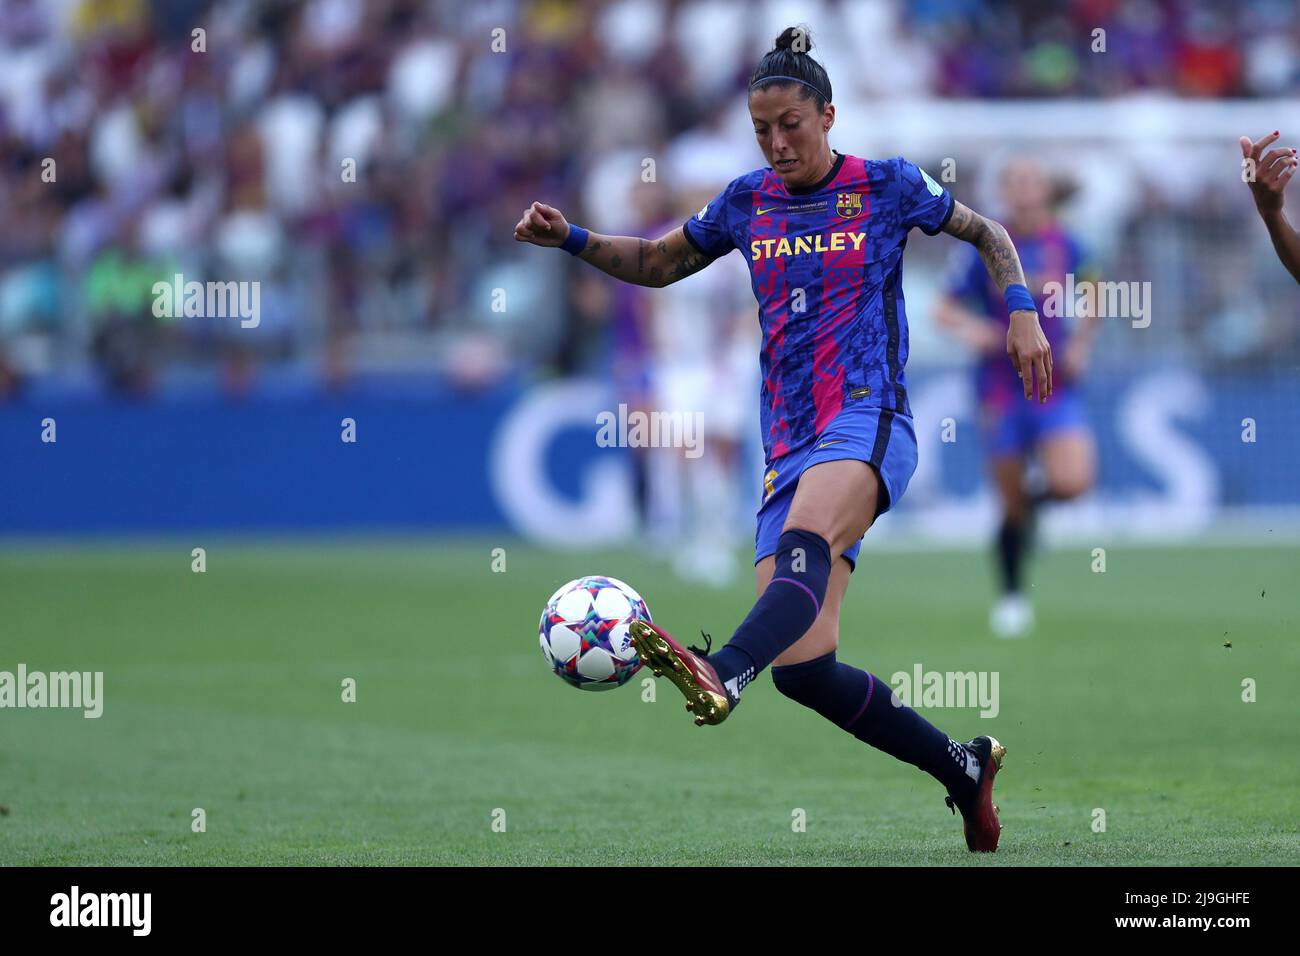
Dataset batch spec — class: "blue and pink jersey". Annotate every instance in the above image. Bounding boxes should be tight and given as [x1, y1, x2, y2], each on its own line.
[944, 223, 1088, 406]
[683, 151, 953, 461]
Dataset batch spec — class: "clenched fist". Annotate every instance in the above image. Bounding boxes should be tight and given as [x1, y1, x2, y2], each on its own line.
[514, 202, 570, 247]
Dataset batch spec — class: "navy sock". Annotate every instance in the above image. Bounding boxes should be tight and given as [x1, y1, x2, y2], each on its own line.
[771, 651, 980, 798]
[995, 516, 1027, 594]
[708, 529, 832, 698]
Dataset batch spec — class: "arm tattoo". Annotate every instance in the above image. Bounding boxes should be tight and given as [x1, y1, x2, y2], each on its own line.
[572, 230, 708, 287]
[667, 248, 710, 285]
[577, 239, 609, 263]
[944, 202, 1026, 291]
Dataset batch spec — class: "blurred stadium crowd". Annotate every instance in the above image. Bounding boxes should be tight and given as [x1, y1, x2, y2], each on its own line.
[1, 0, 1299, 398]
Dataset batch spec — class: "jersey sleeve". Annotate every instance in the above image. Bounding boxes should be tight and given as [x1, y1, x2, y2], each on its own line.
[681, 177, 744, 258]
[894, 157, 955, 236]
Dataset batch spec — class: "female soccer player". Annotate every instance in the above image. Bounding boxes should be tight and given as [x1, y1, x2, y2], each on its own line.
[513, 28, 1051, 852]
[936, 157, 1097, 638]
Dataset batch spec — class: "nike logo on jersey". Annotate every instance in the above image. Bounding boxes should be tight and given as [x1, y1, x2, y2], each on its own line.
[818, 439, 847, 449]
[755, 205, 779, 216]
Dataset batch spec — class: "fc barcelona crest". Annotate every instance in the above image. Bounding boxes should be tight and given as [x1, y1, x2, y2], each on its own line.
[836, 192, 863, 219]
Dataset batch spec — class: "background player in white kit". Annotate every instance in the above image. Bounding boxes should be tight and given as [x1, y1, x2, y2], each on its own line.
[646, 174, 758, 587]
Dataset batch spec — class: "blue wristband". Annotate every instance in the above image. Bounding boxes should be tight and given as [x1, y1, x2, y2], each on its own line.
[1005, 283, 1036, 314]
[561, 224, 589, 256]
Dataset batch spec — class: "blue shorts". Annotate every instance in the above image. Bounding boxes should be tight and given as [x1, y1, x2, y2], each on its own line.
[980, 387, 1087, 458]
[755, 405, 919, 571]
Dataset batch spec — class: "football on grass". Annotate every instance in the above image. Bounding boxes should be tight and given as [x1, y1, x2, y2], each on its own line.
[538, 576, 650, 690]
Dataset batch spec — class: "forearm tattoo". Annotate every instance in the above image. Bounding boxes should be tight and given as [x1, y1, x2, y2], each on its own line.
[576, 236, 631, 280]
[577, 238, 609, 263]
[665, 246, 710, 285]
[945, 203, 1027, 292]
[577, 232, 709, 287]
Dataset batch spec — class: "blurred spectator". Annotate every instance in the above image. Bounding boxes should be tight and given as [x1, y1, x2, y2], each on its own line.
[0, 0, 1297, 398]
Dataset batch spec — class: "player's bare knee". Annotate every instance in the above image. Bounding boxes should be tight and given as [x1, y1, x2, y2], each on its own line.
[784, 508, 871, 558]
[1047, 467, 1095, 500]
[829, 528, 865, 561]
[774, 620, 839, 668]
[1049, 478, 1089, 500]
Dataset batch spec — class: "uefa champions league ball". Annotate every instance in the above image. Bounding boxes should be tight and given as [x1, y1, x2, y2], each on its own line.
[538, 576, 651, 690]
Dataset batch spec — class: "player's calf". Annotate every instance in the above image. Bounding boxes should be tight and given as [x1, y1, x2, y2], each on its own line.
[705, 528, 833, 695]
[770, 653, 1008, 851]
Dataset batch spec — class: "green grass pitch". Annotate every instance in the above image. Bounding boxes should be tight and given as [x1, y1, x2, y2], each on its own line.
[1, 539, 1296, 866]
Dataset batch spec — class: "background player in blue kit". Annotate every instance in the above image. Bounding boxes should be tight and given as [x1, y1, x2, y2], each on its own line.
[514, 27, 1052, 851]
[937, 157, 1099, 638]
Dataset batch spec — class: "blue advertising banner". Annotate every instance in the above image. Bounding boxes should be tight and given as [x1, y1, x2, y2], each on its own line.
[1, 368, 1296, 539]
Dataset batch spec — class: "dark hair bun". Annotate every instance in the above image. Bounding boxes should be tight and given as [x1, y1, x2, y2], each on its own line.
[774, 26, 813, 54]
[751, 24, 831, 107]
